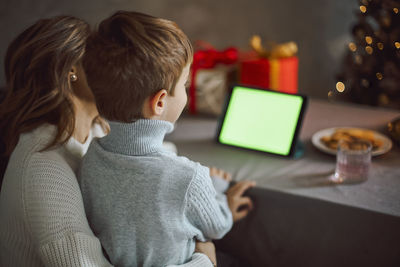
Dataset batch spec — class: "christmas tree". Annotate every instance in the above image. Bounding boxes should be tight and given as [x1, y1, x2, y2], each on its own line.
[333, 0, 400, 109]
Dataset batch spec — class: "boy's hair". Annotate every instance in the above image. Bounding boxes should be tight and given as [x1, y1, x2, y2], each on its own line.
[83, 11, 193, 122]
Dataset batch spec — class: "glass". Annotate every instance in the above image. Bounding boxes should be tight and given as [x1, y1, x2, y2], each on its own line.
[330, 139, 372, 184]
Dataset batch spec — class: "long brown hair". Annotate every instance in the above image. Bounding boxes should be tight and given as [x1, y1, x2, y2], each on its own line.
[0, 16, 90, 178]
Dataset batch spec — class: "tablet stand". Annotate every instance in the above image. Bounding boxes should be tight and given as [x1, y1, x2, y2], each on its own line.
[293, 140, 305, 159]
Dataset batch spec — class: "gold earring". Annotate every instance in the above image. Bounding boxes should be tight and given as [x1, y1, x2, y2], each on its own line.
[70, 74, 78, 82]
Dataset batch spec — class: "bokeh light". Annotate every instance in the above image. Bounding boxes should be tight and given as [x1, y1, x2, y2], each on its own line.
[379, 94, 389, 105]
[360, 5, 367, 13]
[361, 79, 369, 87]
[348, 42, 357, 52]
[336, 82, 345, 92]
[355, 55, 362, 64]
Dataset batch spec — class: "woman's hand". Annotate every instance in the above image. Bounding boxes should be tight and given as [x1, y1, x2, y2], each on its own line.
[195, 241, 217, 266]
[226, 181, 256, 222]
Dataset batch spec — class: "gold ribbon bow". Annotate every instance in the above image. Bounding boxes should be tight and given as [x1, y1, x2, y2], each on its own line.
[250, 35, 298, 58]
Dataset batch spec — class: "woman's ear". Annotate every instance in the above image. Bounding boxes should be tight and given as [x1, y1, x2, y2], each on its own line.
[69, 66, 77, 74]
[69, 65, 78, 82]
[68, 64, 95, 102]
[149, 89, 168, 117]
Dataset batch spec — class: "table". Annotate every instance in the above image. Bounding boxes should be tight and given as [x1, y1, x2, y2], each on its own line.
[166, 99, 400, 267]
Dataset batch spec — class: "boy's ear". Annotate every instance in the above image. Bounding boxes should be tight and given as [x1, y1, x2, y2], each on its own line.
[149, 89, 168, 117]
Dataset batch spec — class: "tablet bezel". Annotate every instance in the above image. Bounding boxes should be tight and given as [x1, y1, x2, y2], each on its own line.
[215, 84, 308, 158]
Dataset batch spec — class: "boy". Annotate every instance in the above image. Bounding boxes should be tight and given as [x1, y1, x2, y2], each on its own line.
[80, 11, 255, 267]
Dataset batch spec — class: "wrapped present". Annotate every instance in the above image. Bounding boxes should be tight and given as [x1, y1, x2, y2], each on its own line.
[239, 35, 299, 94]
[189, 41, 238, 114]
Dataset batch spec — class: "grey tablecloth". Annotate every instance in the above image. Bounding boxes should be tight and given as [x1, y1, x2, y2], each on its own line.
[166, 99, 400, 267]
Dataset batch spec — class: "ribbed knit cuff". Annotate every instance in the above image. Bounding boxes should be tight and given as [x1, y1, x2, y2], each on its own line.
[167, 252, 214, 267]
[191, 253, 215, 267]
[39, 232, 112, 267]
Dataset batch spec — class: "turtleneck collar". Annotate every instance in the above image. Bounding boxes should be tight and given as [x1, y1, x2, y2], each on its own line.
[99, 119, 174, 156]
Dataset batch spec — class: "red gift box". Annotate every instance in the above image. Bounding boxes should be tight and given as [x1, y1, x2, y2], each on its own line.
[240, 56, 298, 94]
[189, 42, 238, 114]
[239, 36, 298, 94]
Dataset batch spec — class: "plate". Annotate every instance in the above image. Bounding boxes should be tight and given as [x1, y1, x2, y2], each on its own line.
[311, 127, 393, 156]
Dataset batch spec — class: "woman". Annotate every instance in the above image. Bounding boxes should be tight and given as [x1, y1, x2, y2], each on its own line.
[0, 16, 215, 267]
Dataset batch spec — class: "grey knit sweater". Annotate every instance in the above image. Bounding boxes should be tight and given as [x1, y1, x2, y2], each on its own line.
[79, 119, 233, 267]
[0, 124, 112, 267]
[0, 124, 213, 267]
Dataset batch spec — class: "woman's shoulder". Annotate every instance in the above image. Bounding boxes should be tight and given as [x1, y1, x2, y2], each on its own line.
[13, 122, 105, 179]
[17, 125, 70, 163]
[20, 123, 57, 144]
[2, 126, 90, 244]
[6, 125, 76, 187]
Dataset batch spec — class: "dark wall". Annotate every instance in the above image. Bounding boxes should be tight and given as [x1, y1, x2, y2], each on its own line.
[0, 0, 357, 99]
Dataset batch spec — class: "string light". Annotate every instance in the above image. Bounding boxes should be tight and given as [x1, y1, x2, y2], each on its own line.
[394, 8, 399, 14]
[361, 79, 369, 87]
[382, 16, 391, 27]
[365, 46, 373, 54]
[365, 36, 373, 44]
[336, 82, 345, 92]
[360, 5, 367, 13]
[355, 55, 362, 64]
[376, 72, 383, 80]
[379, 94, 389, 105]
[377, 42, 384, 50]
[395, 42, 400, 49]
[348, 42, 357, 52]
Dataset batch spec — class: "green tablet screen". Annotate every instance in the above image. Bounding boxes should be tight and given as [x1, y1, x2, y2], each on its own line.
[218, 86, 305, 156]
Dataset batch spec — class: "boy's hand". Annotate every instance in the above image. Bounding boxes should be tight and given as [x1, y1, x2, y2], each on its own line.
[209, 167, 232, 182]
[226, 181, 256, 222]
[195, 241, 217, 267]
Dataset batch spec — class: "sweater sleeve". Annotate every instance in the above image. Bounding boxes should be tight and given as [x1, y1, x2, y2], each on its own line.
[185, 165, 233, 241]
[39, 232, 112, 267]
[24, 154, 112, 267]
[40, 234, 212, 267]
[167, 253, 213, 267]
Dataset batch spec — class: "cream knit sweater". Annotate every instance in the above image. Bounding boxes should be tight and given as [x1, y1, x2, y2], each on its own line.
[0, 124, 212, 267]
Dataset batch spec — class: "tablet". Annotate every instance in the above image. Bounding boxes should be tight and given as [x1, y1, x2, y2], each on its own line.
[216, 85, 308, 157]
